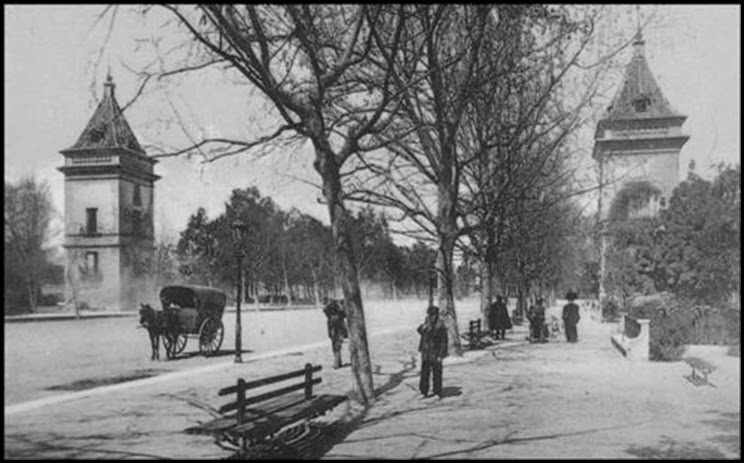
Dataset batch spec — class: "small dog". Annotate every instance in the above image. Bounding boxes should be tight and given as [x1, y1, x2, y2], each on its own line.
[549, 315, 562, 340]
[139, 303, 168, 360]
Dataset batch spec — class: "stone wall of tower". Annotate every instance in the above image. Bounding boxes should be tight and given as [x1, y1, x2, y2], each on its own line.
[64, 246, 122, 311]
[118, 175, 158, 310]
[63, 176, 120, 237]
[599, 149, 680, 222]
[59, 75, 160, 313]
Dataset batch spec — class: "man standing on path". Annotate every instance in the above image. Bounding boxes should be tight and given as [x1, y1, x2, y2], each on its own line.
[323, 298, 348, 368]
[562, 291, 581, 343]
[417, 306, 448, 398]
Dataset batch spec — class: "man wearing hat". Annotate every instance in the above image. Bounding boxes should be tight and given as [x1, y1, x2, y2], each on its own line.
[417, 306, 448, 398]
[562, 291, 581, 343]
[323, 298, 348, 368]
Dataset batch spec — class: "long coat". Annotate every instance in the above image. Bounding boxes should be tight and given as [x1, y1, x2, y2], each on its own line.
[323, 301, 348, 340]
[491, 300, 512, 331]
[562, 302, 580, 326]
[417, 319, 448, 361]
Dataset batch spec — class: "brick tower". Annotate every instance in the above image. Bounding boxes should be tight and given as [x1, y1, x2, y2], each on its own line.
[593, 29, 690, 301]
[58, 74, 160, 311]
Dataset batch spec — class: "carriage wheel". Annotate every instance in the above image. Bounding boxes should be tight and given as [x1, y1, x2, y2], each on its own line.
[199, 317, 224, 357]
[165, 333, 188, 357]
[162, 332, 186, 360]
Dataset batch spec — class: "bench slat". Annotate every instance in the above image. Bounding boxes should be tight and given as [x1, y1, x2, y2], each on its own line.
[227, 394, 348, 443]
[218, 365, 322, 396]
[218, 377, 322, 414]
[195, 393, 309, 434]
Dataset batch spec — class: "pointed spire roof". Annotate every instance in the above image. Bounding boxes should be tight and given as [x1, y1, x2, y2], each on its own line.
[604, 29, 683, 121]
[63, 73, 146, 155]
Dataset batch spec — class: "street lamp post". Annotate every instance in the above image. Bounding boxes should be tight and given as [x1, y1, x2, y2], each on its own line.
[231, 220, 248, 363]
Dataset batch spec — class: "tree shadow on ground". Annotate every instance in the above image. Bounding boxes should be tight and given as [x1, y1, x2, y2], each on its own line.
[166, 348, 254, 361]
[625, 436, 729, 459]
[4, 431, 172, 459]
[420, 421, 650, 459]
[45, 369, 168, 391]
[230, 355, 422, 459]
[701, 410, 741, 457]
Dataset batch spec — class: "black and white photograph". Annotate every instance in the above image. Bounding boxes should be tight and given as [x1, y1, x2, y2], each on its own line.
[4, 4, 740, 459]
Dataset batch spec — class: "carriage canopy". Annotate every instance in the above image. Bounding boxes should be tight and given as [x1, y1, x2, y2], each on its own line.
[159, 285, 227, 318]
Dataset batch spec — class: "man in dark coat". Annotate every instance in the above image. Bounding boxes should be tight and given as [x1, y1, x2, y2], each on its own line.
[417, 305, 448, 398]
[323, 299, 348, 368]
[562, 291, 581, 343]
[492, 295, 512, 340]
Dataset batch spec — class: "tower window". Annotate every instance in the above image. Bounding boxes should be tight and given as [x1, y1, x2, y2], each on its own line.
[83, 251, 99, 279]
[86, 208, 98, 234]
[133, 183, 142, 207]
[633, 95, 651, 113]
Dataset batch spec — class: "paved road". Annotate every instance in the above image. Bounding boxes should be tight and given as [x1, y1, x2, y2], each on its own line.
[4, 299, 481, 407]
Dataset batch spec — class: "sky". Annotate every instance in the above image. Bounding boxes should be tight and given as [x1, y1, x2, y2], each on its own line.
[4, 5, 741, 250]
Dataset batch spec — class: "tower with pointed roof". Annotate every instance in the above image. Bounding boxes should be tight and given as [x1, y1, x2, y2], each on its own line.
[594, 29, 690, 302]
[58, 74, 160, 311]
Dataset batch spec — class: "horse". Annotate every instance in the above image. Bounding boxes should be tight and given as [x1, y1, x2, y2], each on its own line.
[139, 303, 168, 361]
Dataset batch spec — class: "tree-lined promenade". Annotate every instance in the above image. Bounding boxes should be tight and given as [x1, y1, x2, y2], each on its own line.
[4, 5, 740, 408]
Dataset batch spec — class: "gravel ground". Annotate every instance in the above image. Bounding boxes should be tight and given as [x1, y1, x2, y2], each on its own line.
[4, 304, 739, 459]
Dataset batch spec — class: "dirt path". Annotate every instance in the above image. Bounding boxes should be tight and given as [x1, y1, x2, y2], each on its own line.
[4, 306, 739, 459]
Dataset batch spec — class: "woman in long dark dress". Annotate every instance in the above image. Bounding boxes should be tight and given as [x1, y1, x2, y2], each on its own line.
[562, 291, 581, 343]
[492, 296, 512, 340]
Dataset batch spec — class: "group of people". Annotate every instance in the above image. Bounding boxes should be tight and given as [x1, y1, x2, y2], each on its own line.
[526, 292, 581, 343]
[322, 291, 582, 401]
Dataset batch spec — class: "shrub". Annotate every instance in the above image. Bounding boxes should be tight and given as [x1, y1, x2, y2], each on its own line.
[38, 292, 64, 306]
[629, 292, 740, 361]
[601, 297, 620, 322]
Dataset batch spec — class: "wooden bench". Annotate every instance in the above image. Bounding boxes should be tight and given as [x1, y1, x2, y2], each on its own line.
[187, 363, 348, 457]
[465, 319, 487, 350]
[683, 357, 716, 387]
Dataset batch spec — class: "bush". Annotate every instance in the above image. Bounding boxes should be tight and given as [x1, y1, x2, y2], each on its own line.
[628, 293, 740, 361]
[601, 297, 620, 322]
[38, 292, 64, 306]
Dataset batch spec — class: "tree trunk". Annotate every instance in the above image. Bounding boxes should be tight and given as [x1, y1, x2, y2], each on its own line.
[282, 258, 292, 306]
[437, 233, 462, 356]
[27, 281, 37, 314]
[313, 141, 375, 404]
[480, 260, 494, 328]
[312, 268, 321, 309]
[436, 166, 462, 356]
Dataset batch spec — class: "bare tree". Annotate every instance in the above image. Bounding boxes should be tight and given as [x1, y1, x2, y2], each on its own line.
[105, 4, 410, 404]
[4, 176, 55, 314]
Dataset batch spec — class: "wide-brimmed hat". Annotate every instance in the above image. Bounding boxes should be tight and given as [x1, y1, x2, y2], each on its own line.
[566, 291, 578, 301]
[427, 306, 440, 315]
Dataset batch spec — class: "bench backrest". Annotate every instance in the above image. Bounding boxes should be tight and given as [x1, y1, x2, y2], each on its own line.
[469, 319, 481, 333]
[218, 363, 322, 424]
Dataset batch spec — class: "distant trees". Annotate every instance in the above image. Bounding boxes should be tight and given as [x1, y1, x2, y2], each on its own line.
[4, 176, 56, 314]
[174, 186, 438, 304]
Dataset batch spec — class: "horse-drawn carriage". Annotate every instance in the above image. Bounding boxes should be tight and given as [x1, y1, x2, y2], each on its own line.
[157, 285, 227, 359]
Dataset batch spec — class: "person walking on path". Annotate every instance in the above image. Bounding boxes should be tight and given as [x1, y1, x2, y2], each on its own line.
[417, 305, 448, 398]
[492, 295, 512, 340]
[528, 297, 547, 343]
[323, 298, 348, 368]
[562, 291, 581, 343]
